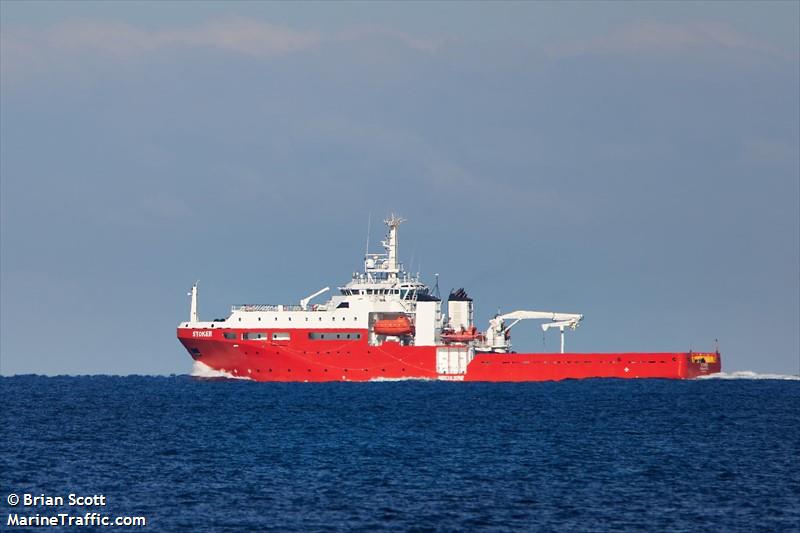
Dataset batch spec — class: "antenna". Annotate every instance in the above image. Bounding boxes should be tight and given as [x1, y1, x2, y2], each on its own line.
[433, 273, 440, 299]
[365, 212, 372, 257]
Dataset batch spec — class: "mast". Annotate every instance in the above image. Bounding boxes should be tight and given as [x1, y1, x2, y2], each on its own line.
[364, 214, 406, 280]
[383, 214, 405, 280]
[189, 281, 198, 323]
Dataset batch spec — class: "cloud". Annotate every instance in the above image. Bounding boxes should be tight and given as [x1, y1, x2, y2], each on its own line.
[0, 17, 319, 85]
[547, 20, 785, 60]
[335, 25, 453, 53]
[7, 17, 321, 59]
[0, 17, 450, 86]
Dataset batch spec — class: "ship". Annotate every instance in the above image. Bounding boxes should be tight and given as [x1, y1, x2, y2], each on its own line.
[177, 215, 721, 381]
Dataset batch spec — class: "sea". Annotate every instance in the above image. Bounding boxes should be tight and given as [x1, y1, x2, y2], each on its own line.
[2, 371, 798, 532]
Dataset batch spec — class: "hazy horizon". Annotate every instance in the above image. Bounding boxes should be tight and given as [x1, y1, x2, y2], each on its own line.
[1, 1, 798, 376]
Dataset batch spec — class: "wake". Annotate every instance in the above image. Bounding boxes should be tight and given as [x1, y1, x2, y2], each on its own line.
[698, 371, 799, 381]
[190, 361, 252, 380]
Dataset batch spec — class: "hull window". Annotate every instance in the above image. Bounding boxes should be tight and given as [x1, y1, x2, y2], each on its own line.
[308, 332, 362, 340]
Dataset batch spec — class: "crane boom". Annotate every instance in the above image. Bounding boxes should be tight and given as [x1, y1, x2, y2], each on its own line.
[498, 311, 583, 332]
[541, 319, 581, 332]
[541, 319, 582, 353]
[499, 310, 582, 323]
[300, 286, 330, 310]
[483, 310, 584, 353]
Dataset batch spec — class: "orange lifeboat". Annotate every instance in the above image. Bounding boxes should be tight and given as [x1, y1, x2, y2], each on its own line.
[441, 326, 481, 343]
[373, 316, 414, 336]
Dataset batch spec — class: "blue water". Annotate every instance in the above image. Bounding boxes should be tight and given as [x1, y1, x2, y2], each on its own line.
[2, 377, 799, 531]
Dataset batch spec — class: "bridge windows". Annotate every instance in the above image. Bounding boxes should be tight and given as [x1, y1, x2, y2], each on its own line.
[308, 332, 362, 340]
[272, 332, 290, 341]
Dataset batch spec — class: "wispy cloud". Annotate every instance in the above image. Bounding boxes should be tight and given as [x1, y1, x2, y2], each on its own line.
[0, 17, 449, 85]
[335, 25, 453, 53]
[5, 17, 322, 59]
[547, 20, 786, 60]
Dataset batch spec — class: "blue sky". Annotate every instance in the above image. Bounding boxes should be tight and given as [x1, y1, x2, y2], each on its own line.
[1, 1, 798, 375]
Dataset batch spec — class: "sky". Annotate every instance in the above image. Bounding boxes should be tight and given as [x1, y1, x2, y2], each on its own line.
[1, 1, 798, 376]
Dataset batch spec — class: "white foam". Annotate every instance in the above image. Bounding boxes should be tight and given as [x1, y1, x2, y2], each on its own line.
[190, 361, 252, 380]
[698, 371, 800, 381]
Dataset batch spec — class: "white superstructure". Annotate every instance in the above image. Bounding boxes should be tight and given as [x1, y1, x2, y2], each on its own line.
[180, 214, 582, 352]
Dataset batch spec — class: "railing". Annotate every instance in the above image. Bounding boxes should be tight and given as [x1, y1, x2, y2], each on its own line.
[231, 304, 329, 312]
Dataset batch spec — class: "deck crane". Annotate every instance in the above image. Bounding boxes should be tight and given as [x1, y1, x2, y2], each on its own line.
[485, 311, 583, 353]
[541, 319, 581, 354]
[300, 286, 330, 310]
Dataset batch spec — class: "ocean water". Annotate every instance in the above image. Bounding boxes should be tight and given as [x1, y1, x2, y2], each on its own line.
[2, 374, 799, 532]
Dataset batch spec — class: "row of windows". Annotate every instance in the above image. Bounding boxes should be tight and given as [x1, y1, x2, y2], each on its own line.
[308, 332, 362, 340]
[238, 316, 359, 322]
[224, 332, 291, 341]
[224, 331, 361, 341]
[340, 288, 429, 299]
[341, 289, 401, 296]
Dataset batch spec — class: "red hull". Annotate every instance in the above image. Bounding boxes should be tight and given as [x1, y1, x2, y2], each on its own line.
[178, 328, 721, 382]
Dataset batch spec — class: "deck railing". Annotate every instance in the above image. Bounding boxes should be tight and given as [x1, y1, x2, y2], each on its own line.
[231, 304, 328, 312]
